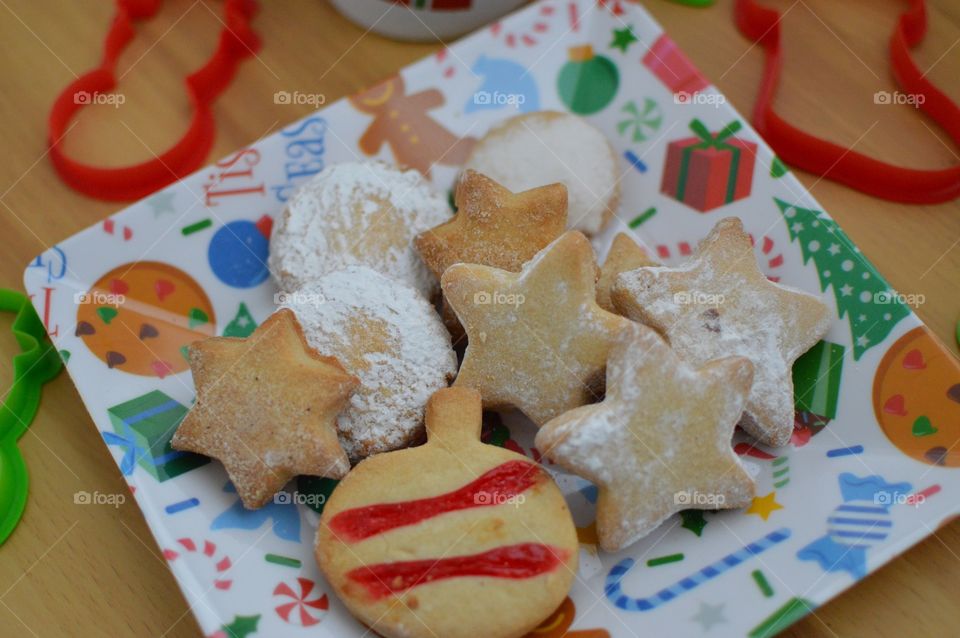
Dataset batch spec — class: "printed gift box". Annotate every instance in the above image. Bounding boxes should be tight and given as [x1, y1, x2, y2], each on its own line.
[642, 33, 708, 96]
[661, 119, 758, 212]
[105, 390, 208, 482]
[794, 340, 845, 421]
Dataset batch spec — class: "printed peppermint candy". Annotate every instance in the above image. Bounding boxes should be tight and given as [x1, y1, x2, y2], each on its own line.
[273, 577, 328, 627]
[776, 198, 910, 360]
[617, 98, 662, 143]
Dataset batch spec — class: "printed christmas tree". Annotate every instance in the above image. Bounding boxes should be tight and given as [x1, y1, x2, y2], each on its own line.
[775, 198, 909, 360]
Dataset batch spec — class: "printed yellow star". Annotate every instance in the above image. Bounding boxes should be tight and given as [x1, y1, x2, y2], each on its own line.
[746, 491, 784, 521]
[442, 230, 630, 425]
[612, 217, 831, 447]
[172, 309, 358, 509]
[535, 323, 756, 551]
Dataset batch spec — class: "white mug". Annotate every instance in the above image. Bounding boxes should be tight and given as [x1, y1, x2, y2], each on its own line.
[329, 0, 530, 42]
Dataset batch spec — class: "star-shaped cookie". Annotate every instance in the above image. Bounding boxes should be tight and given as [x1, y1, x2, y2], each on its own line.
[172, 309, 358, 509]
[442, 230, 630, 426]
[535, 323, 756, 551]
[597, 232, 656, 313]
[415, 169, 568, 278]
[611, 217, 831, 447]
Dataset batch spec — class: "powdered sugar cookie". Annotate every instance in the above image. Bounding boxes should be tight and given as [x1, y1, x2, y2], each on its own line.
[317, 387, 577, 638]
[281, 266, 457, 460]
[269, 161, 450, 298]
[415, 169, 568, 338]
[596, 232, 656, 313]
[443, 231, 631, 425]
[611, 217, 831, 447]
[172, 309, 357, 509]
[464, 111, 620, 235]
[535, 323, 756, 551]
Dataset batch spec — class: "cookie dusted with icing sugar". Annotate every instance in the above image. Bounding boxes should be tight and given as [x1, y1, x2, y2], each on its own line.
[317, 387, 578, 638]
[415, 169, 568, 338]
[443, 231, 631, 426]
[172, 309, 357, 509]
[269, 161, 450, 298]
[596, 232, 657, 313]
[464, 111, 620, 235]
[536, 323, 756, 551]
[611, 217, 831, 447]
[281, 266, 457, 460]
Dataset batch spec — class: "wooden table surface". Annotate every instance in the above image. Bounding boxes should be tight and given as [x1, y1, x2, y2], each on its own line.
[1, 1, 958, 636]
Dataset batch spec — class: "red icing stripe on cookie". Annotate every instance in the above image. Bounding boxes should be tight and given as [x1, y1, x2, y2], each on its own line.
[328, 460, 542, 542]
[346, 543, 568, 599]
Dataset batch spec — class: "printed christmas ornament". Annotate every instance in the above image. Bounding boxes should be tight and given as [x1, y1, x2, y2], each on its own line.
[557, 45, 619, 115]
[207, 217, 272, 289]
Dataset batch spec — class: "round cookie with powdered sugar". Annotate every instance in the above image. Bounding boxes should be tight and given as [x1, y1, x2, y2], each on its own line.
[281, 266, 457, 460]
[269, 161, 450, 299]
[464, 111, 620, 235]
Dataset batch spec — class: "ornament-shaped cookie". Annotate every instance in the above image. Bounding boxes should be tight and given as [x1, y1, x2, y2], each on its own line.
[317, 387, 578, 638]
[535, 323, 756, 551]
[612, 217, 831, 447]
[442, 231, 631, 425]
[268, 161, 450, 298]
[172, 309, 357, 509]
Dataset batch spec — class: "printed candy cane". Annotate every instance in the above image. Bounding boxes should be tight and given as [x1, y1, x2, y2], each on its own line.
[163, 538, 233, 591]
[490, 3, 555, 47]
[656, 235, 783, 282]
[597, 0, 626, 16]
[748, 233, 784, 282]
[655, 242, 694, 262]
[605, 528, 791, 611]
[435, 48, 456, 79]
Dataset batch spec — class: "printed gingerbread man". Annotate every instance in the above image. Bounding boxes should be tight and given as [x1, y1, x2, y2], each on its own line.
[349, 75, 475, 177]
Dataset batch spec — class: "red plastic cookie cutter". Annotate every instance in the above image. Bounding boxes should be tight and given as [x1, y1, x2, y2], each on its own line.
[735, 0, 960, 203]
[48, 0, 261, 202]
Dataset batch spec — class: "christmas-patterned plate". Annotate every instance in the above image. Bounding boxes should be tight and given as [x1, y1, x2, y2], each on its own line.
[24, 1, 960, 636]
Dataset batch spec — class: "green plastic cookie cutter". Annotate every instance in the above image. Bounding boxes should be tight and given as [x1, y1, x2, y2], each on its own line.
[0, 289, 63, 545]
